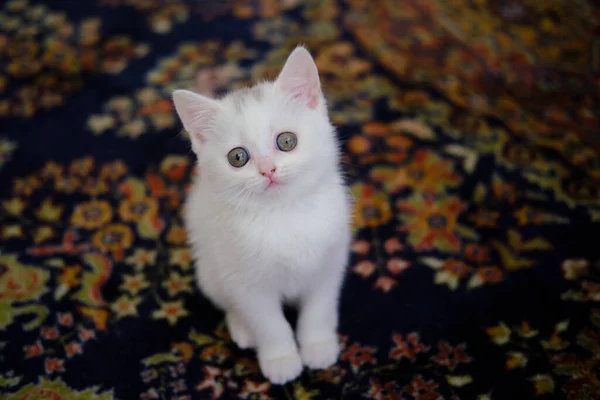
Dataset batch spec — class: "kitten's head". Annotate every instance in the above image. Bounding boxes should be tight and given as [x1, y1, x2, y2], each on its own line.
[172, 46, 339, 207]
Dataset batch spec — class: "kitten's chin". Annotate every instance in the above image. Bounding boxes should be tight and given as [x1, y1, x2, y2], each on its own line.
[264, 181, 282, 191]
[257, 180, 298, 201]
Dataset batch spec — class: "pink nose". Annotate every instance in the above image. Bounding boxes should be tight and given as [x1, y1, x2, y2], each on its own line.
[258, 158, 276, 178]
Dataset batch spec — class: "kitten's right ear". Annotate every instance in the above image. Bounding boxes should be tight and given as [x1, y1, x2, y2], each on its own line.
[172, 89, 221, 149]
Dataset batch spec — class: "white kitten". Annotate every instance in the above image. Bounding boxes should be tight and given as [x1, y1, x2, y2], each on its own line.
[172, 46, 351, 384]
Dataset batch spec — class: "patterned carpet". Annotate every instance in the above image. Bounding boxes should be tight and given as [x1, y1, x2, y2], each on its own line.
[1, 0, 600, 398]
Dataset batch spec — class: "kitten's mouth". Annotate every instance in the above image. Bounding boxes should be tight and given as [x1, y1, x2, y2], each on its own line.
[265, 179, 280, 190]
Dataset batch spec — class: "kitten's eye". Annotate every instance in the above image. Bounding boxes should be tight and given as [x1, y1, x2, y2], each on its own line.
[227, 147, 250, 167]
[276, 132, 297, 152]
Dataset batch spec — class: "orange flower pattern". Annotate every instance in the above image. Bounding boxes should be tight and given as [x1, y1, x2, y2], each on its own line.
[0, 0, 148, 118]
[1, 1, 599, 399]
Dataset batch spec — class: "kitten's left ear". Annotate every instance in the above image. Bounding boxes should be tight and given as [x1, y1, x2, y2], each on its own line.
[172, 89, 221, 152]
[274, 46, 322, 109]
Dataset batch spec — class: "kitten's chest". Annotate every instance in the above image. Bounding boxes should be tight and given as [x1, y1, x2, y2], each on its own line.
[234, 201, 342, 269]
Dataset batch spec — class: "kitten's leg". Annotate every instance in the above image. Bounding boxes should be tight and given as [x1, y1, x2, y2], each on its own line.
[226, 311, 255, 349]
[233, 293, 302, 384]
[297, 249, 347, 369]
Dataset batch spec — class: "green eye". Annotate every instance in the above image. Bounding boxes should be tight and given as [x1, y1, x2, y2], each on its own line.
[276, 132, 297, 152]
[227, 147, 250, 167]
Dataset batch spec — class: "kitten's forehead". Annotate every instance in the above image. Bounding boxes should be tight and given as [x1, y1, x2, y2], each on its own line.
[219, 83, 289, 148]
[223, 84, 269, 113]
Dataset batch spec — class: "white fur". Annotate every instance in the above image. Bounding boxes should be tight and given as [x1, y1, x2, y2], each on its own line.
[173, 46, 351, 384]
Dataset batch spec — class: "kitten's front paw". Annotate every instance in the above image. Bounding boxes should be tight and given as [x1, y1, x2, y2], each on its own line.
[259, 350, 303, 385]
[226, 312, 254, 349]
[300, 335, 340, 370]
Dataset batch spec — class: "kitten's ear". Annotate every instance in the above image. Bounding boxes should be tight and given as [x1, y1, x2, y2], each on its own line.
[274, 46, 322, 109]
[172, 89, 221, 149]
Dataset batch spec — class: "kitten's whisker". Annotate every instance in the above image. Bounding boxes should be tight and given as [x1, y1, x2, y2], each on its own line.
[228, 187, 247, 213]
[232, 186, 253, 216]
[220, 184, 247, 204]
[340, 160, 360, 168]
